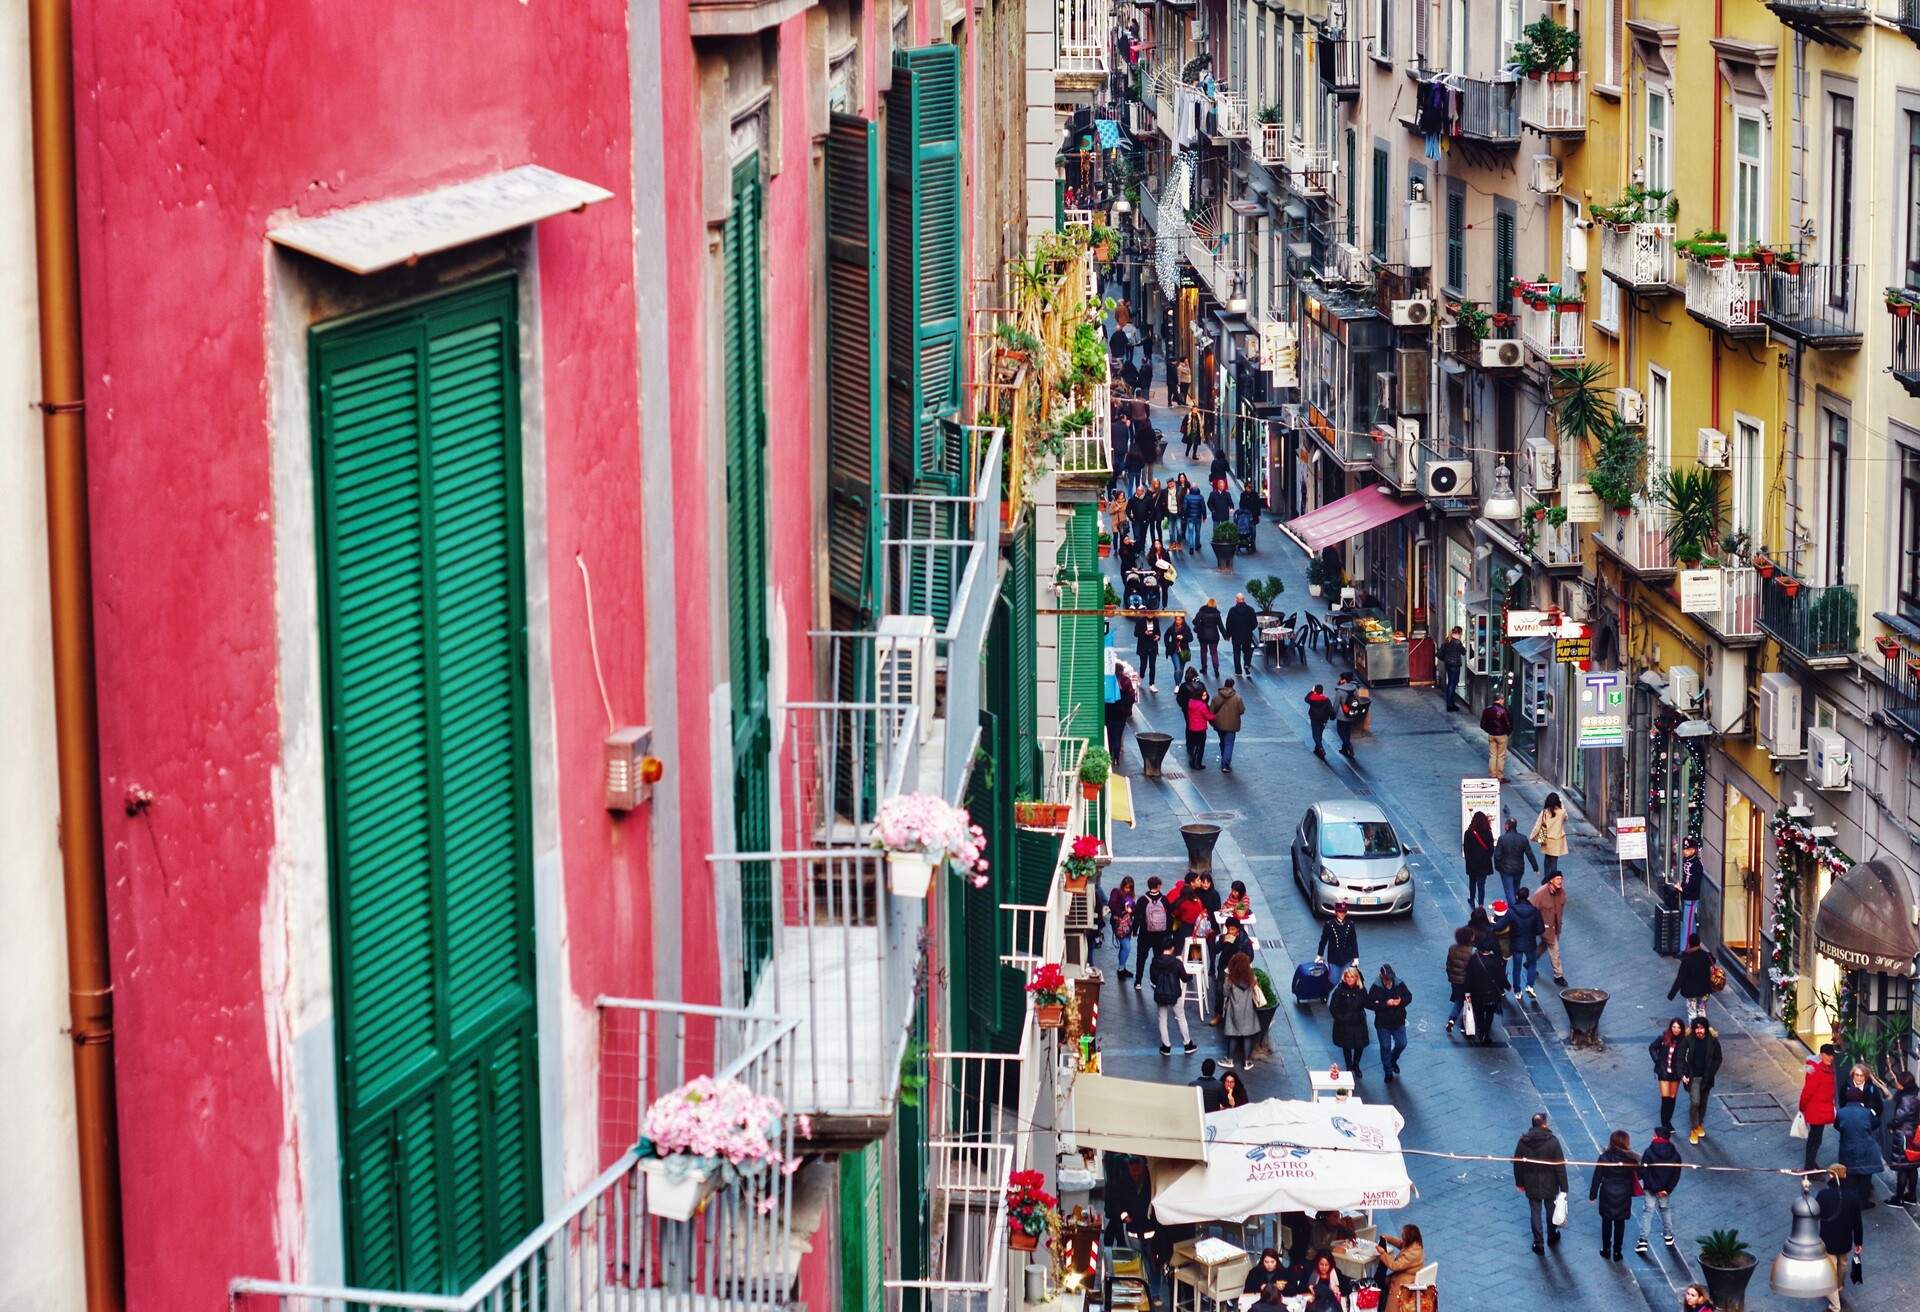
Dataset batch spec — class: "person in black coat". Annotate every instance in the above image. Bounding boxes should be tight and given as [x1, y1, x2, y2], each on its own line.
[1209, 451, 1232, 485]
[1464, 938, 1506, 1046]
[1588, 1130, 1640, 1262]
[1887, 1069, 1920, 1205]
[1817, 1168, 1864, 1285]
[1462, 812, 1496, 909]
[1316, 903, 1360, 970]
[1636, 1126, 1683, 1253]
[1328, 965, 1371, 1075]
[1193, 598, 1225, 678]
[1132, 609, 1162, 691]
[1680, 1017, 1723, 1143]
[1506, 885, 1546, 998]
[1207, 483, 1234, 526]
[1649, 1018, 1686, 1133]
[1225, 593, 1259, 677]
[1367, 964, 1412, 1083]
[1667, 935, 1716, 1021]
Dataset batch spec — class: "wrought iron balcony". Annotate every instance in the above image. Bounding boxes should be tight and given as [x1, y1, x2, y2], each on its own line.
[1601, 222, 1679, 295]
[1256, 120, 1287, 167]
[1520, 72, 1587, 136]
[1759, 580, 1860, 669]
[1879, 653, 1920, 741]
[1683, 255, 1765, 336]
[1766, 0, 1873, 45]
[1593, 496, 1674, 576]
[1891, 291, 1920, 399]
[1284, 140, 1336, 198]
[1319, 38, 1361, 97]
[1761, 262, 1862, 348]
[1697, 565, 1763, 646]
[1903, 0, 1920, 47]
[1455, 77, 1521, 147]
[1056, 0, 1111, 80]
[1215, 90, 1249, 142]
[1185, 231, 1245, 306]
[1514, 284, 1586, 363]
[234, 1001, 800, 1312]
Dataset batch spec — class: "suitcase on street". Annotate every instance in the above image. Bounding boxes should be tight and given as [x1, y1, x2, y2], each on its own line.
[1652, 906, 1682, 957]
[1292, 961, 1333, 1005]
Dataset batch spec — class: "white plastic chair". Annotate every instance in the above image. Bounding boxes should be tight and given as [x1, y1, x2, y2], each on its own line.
[1409, 1262, 1438, 1291]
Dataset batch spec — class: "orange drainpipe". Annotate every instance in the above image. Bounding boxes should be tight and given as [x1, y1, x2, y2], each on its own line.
[29, 1, 127, 1307]
[1710, 0, 1724, 425]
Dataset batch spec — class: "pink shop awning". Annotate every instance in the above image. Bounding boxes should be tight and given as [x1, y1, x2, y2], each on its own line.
[1285, 486, 1421, 554]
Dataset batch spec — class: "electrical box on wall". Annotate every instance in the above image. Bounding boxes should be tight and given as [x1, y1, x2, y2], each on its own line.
[605, 726, 656, 811]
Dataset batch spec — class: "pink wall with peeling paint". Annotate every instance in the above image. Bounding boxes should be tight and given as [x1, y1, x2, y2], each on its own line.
[69, 3, 647, 1306]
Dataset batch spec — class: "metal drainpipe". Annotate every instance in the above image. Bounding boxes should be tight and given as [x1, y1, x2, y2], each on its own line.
[1784, 30, 1809, 556]
[28, 2, 127, 1308]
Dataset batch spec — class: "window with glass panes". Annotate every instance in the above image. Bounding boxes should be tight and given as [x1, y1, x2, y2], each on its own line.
[1733, 110, 1764, 251]
[1646, 89, 1671, 191]
[1371, 146, 1389, 256]
[1908, 112, 1920, 291]
[1824, 410, 1849, 585]
[1829, 94, 1854, 298]
[1732, 417, 1763, 547]
[1494, 210, 1515, 304]
[1901, 441, 1920, 621]
[1346, 131, 1357, 244]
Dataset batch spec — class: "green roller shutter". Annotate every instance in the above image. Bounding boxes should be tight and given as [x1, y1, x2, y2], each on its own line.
[1445, 188, 1465, 293]
[1059, 504, 1104, 738]
[886, 45, 963, 497]
[894, 1000, 929, 1306]
[311, 276, 541, 1294]
[839, 1144, 886, 1312]
[1371, 146, 1389, 257]
[1494, 211, 1516, 303]
[1008, 521, 1038, 798]
[727, 157, 775, 993]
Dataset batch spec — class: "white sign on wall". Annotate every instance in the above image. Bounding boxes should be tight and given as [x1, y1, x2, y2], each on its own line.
[1615, 816, 1649, 861]
[1678, 569, 1723, 614]
[1563, 483, 1602, 523]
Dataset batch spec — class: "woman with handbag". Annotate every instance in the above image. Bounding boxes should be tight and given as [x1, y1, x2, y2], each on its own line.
[1443, 926, 1474, 1036]
[1463, 936, 1506, 1047]
[1462, 811, 1496, 909]
[1529, 794, 1569, 877]
[1108, 877, 1138, 981]
[1221, 954, 1263, 1071]
[1376, 1224, 1424, 1312]
[1680, 1016, 1723, 1144]
[1588, 1129, 1641, 1263]
[1648, 1018, 1686, 1142]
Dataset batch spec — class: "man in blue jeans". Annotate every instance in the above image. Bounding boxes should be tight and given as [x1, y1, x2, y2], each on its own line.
[1506, 885, 1545, 1001]
[1212, 678, 1244, 773]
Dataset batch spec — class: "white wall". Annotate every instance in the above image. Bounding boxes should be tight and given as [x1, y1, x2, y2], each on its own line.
[0, 29, 87, 1311]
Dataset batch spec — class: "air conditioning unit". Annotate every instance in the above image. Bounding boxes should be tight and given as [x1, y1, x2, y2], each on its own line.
[877, 614, 937, 745]
[1396, 418, 1422, 487]
[1391, 298, 1433, 327]
[1530, 155, 1562, 194]
[1808, 726, 1853, 790]
[1705, 648, 1749, 735]
[1481, 338, 1525, 369]
[1697, 427, 1730, 469]
[1758, 672, 1805, 759]
[1559, 581, 1591, 621]
[1665, 663, 1701, 713]
[1526, 436, 1558, 493]
[1396, 347, 1430, 415]
[1375, 371, 1397, 415]
[1614, 387, 1645, 426]
[1423, 458, 1474, 499]
[1335, 242, 1370, 285]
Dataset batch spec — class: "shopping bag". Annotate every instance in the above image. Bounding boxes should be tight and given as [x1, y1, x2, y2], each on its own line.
[1551, 1192, 1568, 1228]
[1790, 1111, 1809, 1141]
[1462, 1005, 1477, 1038]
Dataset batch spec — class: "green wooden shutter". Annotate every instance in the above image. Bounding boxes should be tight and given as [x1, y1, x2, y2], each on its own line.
[1008, 521, 1038, 798]
[826, 113, 883, 630]
[839, 1145, 886, 1312]
[959, 703, 1006, 1047]
[893, 1000, 929, 1306]
[727, 158, 775, 991]
[1371, 147, 1389, 257]
[311, 276, 541, 1293]
[1058, 505, 1104, 737]
[886, 45, 964, 496]
[1445, 189, 1465, 292]
[1495, 212, 1516, 301]
[1345, 130, 1358, 245]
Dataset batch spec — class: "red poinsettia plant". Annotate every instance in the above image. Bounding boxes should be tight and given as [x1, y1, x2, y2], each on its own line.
[1026, 963, 1070, 1007]
[1062, 834, 1102, 885]
[1007, 1169, 1061, 1240]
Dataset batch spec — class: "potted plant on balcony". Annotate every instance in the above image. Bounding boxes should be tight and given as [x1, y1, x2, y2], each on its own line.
[1752, 548, 1776, 579]
[1877, 635, 1904, 661]
[1455, 300, 1493, 344]
[1777, 572, 1803, 600]
[1586, 420, 1648, 514]
[1890, 290, 1916, 319]
[1007, 1170, 1061, 1252]
[637, 1076, 789, 1222]
[1257, 103, 1282, 126]
[1211, 520, 1240, 568]
[1695, 1230, 1757, 1311]
[871, 792, 989, 898]
[1076, 750, 1111, 802]
[1657, 466, 1723, 569]
[1015, 795, 1072, 829]
[1810, 585, 1859, 651]
[1097, 530, 1112, 558]
[1028, 963, 1071, 1030]
[1509, 15, 1581, 79]
[1062, 834, 1101, 894]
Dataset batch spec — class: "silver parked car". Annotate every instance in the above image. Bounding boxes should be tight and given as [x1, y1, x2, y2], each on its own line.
[1290, 800, 1415, 917]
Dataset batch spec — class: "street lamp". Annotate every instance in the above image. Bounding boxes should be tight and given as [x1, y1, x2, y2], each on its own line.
[1484, 458, 1522, 520]
[1769, 1180, 1840, 1300]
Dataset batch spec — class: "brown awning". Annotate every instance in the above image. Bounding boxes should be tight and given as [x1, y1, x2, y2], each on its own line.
[1813, 859, 1920, 977]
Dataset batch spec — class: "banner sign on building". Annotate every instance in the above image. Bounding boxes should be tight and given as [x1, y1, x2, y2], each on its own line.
[1577, 669, 1626, 748]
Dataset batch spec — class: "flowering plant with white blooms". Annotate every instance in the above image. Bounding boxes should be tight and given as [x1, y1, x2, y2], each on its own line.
[638, 1076, 792, 1184]
[871, 792, 989, 887]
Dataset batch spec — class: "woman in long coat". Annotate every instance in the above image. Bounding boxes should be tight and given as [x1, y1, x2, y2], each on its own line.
[1327, 965, 1371, 1075]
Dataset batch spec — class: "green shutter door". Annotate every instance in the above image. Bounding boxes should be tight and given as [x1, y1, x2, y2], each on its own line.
[894, 1000, 929, 1307]
[839, 1144, 887, 1312]
[311, 276, 541, 1293]
[1371, 147, 1389, 257]
[1008, 521, 1038, 797]
[727, 158, 775, 993]
[1058, 505, 1103, 738]
[886, 45, 963, 498]
[826, 113, 883, 633]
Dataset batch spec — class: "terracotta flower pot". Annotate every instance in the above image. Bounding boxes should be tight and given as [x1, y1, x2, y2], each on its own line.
[1010, 1231, 1039, 1252]
[1894, 302, 1914, 319]
[1036, 1003, 1065, 1030]
[1782, 579, 1803, 599]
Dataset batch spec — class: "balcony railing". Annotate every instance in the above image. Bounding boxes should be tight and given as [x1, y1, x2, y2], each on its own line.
[1903, 0, 1920, 46]
[1185, 231, 1244, 304]
[1761, 262, 1863, 348]
[1256, 120, 1287, 167]
[1529, 519, 1582, 570]
[235, 1001, 800, 1312]
[1057, 0, 1111, 78]
[1319, 38, 1361, 96]
[1766, 0, 1873, 44]
[1456, 77, 1521, 146]
[1514, 285, 1586, 363]
[1520, 72, 1587, 135]
[1760, 580, 1860, 668]
[1698, 566, 1762, 644]
[1215, 90, 1248, 141]
[1683, 255, 1765, 335]
[1285, 141, 1336, 197]
[1601, 222, 1678, 294]
[1890, 291, 1920, 398]
[1595, 496, 1674, 575]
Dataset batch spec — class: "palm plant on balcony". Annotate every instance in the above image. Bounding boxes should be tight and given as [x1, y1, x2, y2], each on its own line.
[1550, 363, 1615, 447]
[1028, 963, 1072, 1030]
[1656, 466, 1723, 567]
[871, 792, 989, 898]
[1586, 419, 1648, 514]
[637, 1075, 791, 1221]
[1257, 103, 1283, 125]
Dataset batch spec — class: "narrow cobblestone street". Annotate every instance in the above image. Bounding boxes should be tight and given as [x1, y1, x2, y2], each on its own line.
[1093, 399, 1920, 1311]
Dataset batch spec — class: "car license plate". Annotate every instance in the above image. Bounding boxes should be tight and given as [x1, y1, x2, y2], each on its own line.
[1353, 896, 1379, 907]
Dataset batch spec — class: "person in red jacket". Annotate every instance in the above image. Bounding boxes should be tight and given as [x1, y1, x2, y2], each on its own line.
[1800, 1043, 1839, 1172]
[1184, 684, 1216, 769]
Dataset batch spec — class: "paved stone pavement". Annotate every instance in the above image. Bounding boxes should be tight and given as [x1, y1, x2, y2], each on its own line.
[1087, 388, 1920, 1310]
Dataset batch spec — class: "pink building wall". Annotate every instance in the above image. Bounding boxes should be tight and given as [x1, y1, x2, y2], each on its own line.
[69, 4, 647, 1306]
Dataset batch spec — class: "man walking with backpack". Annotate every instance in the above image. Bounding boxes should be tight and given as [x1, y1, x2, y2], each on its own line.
[1335, 682, 1364, 758]
[1150, 938, 1199, 1056]
[1132, 876, 1174, 993]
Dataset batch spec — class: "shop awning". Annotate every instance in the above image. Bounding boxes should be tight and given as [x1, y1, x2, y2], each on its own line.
[1284, 486, 1420, 554]
[1814, 859, 1920, 976]
[1150, 1099, 1414, 1224]
[1070, 1075, 1208, 1162]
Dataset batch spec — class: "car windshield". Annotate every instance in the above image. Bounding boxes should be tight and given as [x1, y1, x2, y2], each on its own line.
[1320, 820, 1399, 859]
